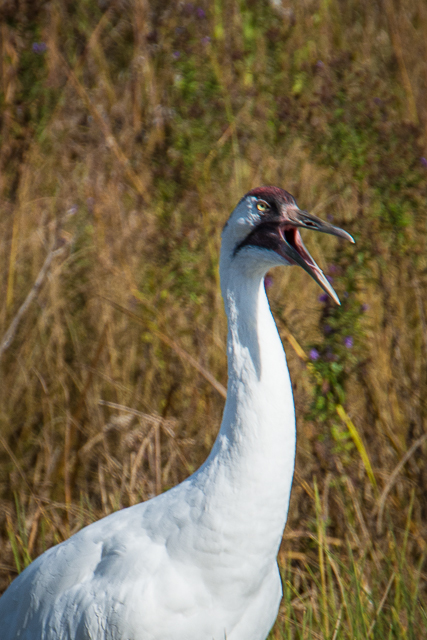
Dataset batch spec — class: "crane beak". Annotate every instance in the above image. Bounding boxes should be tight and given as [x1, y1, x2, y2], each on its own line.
[276, 209, 355, 305]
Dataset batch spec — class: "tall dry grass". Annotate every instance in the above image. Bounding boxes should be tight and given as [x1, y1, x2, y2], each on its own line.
[1, 0, 427, 636]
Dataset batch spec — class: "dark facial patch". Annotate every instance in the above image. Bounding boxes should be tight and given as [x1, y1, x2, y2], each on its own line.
[233, 186, 298, 256]
[233, 221, 283, 257]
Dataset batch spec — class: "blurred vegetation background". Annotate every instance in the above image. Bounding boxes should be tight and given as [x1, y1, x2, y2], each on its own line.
[1, 0, 427, 637]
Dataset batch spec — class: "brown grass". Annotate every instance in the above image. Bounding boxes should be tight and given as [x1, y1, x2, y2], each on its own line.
[1, 0, 427, 635]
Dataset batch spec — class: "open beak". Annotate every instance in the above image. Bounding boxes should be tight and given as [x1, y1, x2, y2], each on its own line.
[275, 209, 354, 305]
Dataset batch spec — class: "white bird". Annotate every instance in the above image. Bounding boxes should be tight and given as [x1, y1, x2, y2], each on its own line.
[0, 186, 353, 640]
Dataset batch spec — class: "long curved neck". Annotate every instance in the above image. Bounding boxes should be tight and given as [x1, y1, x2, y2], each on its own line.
[219, 263, 295, 482]
[197, 257, 296, 558]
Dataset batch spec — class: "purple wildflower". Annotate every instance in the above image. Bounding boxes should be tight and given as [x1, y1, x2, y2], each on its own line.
[324, 324, 332, 334]
[173, 51, 181, 59]
[328, 264, 338, 274]
[32, 42, 47, 54]
[316, 61, 324, 69]
[326, 275, 333, 284]
[264, 275, 273, 291]
[421, 157, 427, 168]
[344, 336, 353, 348]
[196, 7, 206, 18]
[201, 36, 211, 45]
[309, 348, 320, 361]
[318, 293, 329, 303]
[361, 303, 369, 312]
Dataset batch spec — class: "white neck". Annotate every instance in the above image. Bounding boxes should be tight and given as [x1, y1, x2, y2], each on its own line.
[194, 251, 296, 561]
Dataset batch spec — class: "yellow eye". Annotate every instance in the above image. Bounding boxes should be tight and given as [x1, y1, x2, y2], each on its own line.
[256, 200, 269, 212]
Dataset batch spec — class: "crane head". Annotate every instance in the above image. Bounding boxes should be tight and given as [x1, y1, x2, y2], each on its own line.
[223, 185, 354, 305]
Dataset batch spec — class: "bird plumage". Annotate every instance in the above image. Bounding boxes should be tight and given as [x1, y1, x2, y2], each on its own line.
[0, 186, 353, 640]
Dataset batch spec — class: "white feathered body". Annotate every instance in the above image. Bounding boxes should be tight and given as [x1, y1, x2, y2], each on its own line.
[0, 197, 297, 640]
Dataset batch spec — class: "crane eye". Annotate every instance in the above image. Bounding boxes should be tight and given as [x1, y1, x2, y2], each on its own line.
[256, 200, 269, 212]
